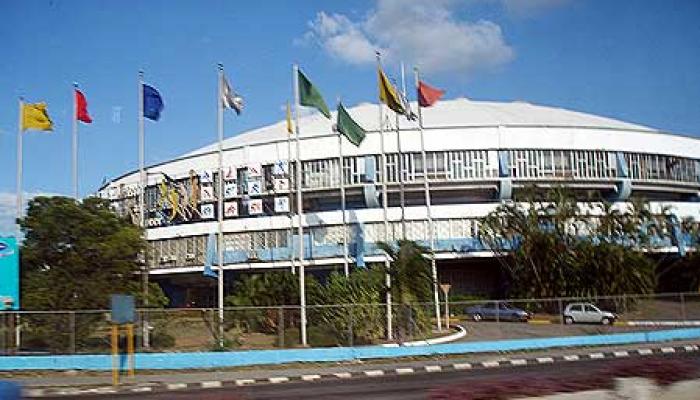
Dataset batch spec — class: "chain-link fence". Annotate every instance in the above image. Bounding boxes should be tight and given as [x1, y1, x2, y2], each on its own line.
[2, 292, 700, 355]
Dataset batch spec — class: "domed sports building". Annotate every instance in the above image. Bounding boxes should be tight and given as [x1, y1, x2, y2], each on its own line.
[99, 99, 700, 306]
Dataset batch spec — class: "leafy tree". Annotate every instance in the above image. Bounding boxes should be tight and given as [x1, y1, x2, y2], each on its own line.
[224, 272, 322, 336]
[224, 242, 436, 345]
[479, 187, 666, 300]
[20, 196, 166, 310]
[226, 272, 314, 307]
[18, 196, 167, 351]
[312, 269, 385, 345]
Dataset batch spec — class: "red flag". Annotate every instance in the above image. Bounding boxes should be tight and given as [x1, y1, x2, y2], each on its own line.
[417, 81, 445, 108]
[75, 89, 92, 123]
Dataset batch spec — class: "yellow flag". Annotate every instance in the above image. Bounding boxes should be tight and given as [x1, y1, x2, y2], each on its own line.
[21, 102, 53, 131]
[377, 67, 405, 115]
[286, 101, 293, 134]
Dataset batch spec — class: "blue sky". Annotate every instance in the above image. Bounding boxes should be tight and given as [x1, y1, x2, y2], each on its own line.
[1, 0, 700, 234]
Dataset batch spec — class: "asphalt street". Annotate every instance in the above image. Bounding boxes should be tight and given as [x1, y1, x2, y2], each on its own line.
[44, 351, 700, 400]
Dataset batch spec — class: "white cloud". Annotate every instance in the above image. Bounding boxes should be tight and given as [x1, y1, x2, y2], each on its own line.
[302, 12, 378, 65]
[301, 0, 514, 75]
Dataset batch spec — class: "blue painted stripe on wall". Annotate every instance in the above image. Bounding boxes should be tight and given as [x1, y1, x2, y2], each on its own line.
[1, 327, 699, 371]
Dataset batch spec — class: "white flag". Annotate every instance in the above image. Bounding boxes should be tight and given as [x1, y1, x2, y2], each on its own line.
[221, 74, 244, 114]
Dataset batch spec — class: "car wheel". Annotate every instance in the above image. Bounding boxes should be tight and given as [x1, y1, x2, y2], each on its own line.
[564, 316, 574, 325]
[472, 313, 483, 322]
[601, 317, 612, 325]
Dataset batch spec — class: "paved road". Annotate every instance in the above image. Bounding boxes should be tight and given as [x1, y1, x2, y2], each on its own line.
[12, 340, 698, 388]
[45, 351, 700, 400]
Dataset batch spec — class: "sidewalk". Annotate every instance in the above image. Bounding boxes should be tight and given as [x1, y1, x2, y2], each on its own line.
[6, 339, 699, 391]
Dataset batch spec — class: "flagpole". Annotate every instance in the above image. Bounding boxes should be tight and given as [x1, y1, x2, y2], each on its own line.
[72, 83, 79, 199]
[287, 106, 296, 275]
[376, 52, 392, 341]
[293, 64, 307, 346]
[216, 64, 226, 348]
[397, 63, 407, 239]
[337, 100, 349, 277]
[16, 98, 24, 237]
[15, 97, 24, 349]
[414, 67, 442, 331]
[138, 71, 145, 233]
[137, 71, 151, 347]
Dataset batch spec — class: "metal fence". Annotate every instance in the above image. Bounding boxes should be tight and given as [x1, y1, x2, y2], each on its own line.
[2, 292, 700, 355]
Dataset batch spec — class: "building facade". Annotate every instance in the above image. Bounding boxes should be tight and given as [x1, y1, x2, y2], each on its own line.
[99, 99, 700, 306]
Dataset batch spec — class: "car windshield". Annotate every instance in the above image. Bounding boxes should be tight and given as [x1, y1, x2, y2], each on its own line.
[586, 305, 600, 312]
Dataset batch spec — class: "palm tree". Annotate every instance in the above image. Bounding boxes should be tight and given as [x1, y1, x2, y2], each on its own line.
[377, 240, 434, 339]
[479, 186, 662, 300]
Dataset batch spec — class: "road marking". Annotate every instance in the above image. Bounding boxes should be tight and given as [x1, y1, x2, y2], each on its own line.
[510, 359, 527, 366]
[301, 374, 321, 381]
[482, 361, 500, 368]
[130, 387, 153, 393]
[334, 372, 352, 379]
[528, 319, 553, 324]
[536, 357, 554, 363]
[661, 347, 676, 353]
[396, 368, 415, 374]
[166, 383, 188, 390]
[613, 351, 629, 357]
[201, 381, 223, 388]
[637, 348, 654, 355]
[364, 370, 385, 377]
[91, 387, 118, 394]
[235, 379, 256, 386]
[23, 389, 44, 397]
[453, 363, 472, 370]
[425, 365, 442, 372]
[54, 389, 79, 395]
[589, 353, 605, 359]
[269, 377, 290, 384]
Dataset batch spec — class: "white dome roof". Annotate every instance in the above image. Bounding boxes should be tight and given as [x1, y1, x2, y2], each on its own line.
[186, 98, 657, 156]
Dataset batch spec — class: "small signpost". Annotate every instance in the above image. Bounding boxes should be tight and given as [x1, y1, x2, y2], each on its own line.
[440, 284, 452, 329]
[110, 294, 135, 386]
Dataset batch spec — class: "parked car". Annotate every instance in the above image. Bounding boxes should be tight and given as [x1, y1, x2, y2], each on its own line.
[464, 302, 531, 322]
[563, 303, 616, 325]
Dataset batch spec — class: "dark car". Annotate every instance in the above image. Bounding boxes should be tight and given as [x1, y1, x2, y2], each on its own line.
[464, 302, 531, 322]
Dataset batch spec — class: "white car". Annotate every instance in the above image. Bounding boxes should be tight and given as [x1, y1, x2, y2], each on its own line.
[563, 303, 616, 325]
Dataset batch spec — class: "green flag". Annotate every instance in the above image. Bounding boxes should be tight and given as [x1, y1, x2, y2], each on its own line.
[298, 69, 331, 119]
[336, 102, 366, 146]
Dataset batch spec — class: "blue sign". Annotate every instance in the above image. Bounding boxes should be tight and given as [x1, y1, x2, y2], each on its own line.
[0, 237, 19, 310]
[111, 294, 135, 324]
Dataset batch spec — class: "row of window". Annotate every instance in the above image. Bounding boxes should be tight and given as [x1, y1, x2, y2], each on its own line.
[112, 149, 700, 226]
[506, 150, 700, 182]
[146, 218, 483, 268]
[507, 150, 618, 179]
[299, 150, 700, 189]
[145, 212, 697, 269]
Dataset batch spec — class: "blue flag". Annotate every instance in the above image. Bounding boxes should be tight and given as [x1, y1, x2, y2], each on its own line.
[203, 233, 218, 279]
[143, 84, 164, 121]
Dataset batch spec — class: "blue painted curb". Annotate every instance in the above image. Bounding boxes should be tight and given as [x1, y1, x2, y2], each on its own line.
[1, 327, 699, 371]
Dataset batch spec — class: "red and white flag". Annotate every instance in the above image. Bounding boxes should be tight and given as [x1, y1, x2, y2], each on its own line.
[74, 89, 92, 123]
[417, 81, 445, 108]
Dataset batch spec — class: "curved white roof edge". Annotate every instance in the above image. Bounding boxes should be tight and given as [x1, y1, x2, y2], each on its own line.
[101, 99, 700, 190]
[185, 98, 658, 157]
